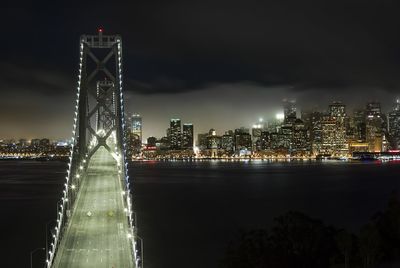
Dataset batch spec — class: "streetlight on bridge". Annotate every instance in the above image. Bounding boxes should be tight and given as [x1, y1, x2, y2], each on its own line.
[30, 247, 44, 268]
[135, 234, 144, 268]
[45, 219, 57, 263]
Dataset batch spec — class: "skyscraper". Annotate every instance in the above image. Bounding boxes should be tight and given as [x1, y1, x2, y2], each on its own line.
[350, 109, 366, 142]
[129, 113, 142, 155]
[221, 131, 235, 153]
[280, 124, 293, 152]
[321, 114, 336, 155]
[388, 99, 400, 150]
[234, 128, 252, 155]
[291, 119, 309, 155]
[307, 111, 323, 155]
[365, 102, 383, 152]
[130, 114, 142, 140]
[169, 119, 182, 150]
[207, 129, 221, 158]
[329, 101, 348, 155]
[283, 99, 297, 124]
[258, 131, 271, 151]
[366, 102, 381, 116]
[252, 123, 264, 139]
[182, 123, 194, 149]
[251, 121, 264, 151]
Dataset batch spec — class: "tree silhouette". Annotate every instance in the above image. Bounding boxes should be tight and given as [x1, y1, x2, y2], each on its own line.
[220, 229, 271, 268]
[359, 223, 382, 268]
[220, 211, 338, 268]
[269, 211, 336, 268]
[221, 192, 400, 268]
[373, 191, 400, 261]
[335, 229, 353, 268]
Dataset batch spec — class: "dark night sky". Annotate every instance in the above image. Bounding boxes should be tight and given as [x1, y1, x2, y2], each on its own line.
[1, 1, 400, 140]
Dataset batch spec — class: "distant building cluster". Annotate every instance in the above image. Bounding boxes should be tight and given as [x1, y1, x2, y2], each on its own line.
[3, 99, 400, 160]
[125, 114, 195, 159]
[0, 138, 70, 159]
[126, 99, 400, 159]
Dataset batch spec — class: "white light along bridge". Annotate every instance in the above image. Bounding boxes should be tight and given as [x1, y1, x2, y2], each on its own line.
[45, 30, 142, 268]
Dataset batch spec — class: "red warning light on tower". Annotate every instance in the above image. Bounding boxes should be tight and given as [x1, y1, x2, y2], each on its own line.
[98, 28, 103, 33]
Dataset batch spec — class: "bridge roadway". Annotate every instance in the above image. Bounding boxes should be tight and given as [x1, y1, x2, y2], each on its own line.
[53, 146, 134, 268]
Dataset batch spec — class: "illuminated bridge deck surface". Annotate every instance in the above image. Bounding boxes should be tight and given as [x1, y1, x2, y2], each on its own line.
[53, 147, 134, 268]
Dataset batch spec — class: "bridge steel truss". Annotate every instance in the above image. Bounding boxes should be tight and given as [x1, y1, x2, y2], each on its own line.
[45, 32, 141, 267]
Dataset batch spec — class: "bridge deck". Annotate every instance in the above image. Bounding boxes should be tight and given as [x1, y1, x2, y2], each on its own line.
[53, 147, 134, 268]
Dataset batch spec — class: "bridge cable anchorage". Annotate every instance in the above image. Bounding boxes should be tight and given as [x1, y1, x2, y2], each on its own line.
[47, 31, 141, 268]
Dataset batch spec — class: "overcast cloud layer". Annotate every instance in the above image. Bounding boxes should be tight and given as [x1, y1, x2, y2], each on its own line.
[1, 1, 400, 139]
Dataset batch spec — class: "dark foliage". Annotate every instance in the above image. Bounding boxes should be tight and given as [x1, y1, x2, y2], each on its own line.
[220, 211, 338, 268]
[221, 193, 400, 268]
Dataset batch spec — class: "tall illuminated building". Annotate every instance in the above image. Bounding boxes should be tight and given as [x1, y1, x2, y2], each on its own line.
[252, 123, 264, 139]
[365, 102, 383, 152]
[315, 102, 349, 156]
[221, 131, 234, 154]
[280, 124, 293, 152]
[388, 99, 400, 149]
[291, 119, 309, 155]
[252, 119, 265, 150]
[131, 114, 142, 141]
[350, 109, 366, 141]
[128, 113, 142, 155]
[234, 128, 252, 155]
[329, 101, 348, 155]
[302, 111, 323, 155]
[283, 99, 297, 124]
[258, 131, 271, 151]
[281, 99, 298, 154]
[321, 114, 336, 155]
[207, 129, 221, 158]
[182, 123, 194, 149]
[366, 102, 381, 116]
[268, 113, 284, 133]
[169, 119, 182, 150]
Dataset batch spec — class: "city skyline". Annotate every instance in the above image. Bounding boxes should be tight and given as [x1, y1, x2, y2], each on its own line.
[2, 96, 400, 141]
[3, 97, 400, 160]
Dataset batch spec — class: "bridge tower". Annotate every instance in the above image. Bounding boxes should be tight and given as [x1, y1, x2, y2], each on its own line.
[45, 30, 141, 267]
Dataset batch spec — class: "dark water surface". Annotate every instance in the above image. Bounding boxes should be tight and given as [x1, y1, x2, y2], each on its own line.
[1, 160, 400, 267]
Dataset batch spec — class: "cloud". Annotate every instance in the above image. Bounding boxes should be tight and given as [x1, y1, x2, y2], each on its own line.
[3, 1, 400, 95]
[0, 62, 75, 139]
[127, 77, 189, 95]
[0, 62, 74, 96]
[1, 1, 400, 139]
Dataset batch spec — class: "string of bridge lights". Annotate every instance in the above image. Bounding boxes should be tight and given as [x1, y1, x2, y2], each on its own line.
[46, 39, 84, 268]
[117, 39, 141, 267]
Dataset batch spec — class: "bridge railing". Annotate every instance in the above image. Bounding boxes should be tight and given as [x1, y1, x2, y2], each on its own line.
[45, 42, 86, 268]
[116, 39, 143, 268]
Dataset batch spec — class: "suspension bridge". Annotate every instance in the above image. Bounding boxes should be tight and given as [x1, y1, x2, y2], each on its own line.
[44, 30, 141, 268]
